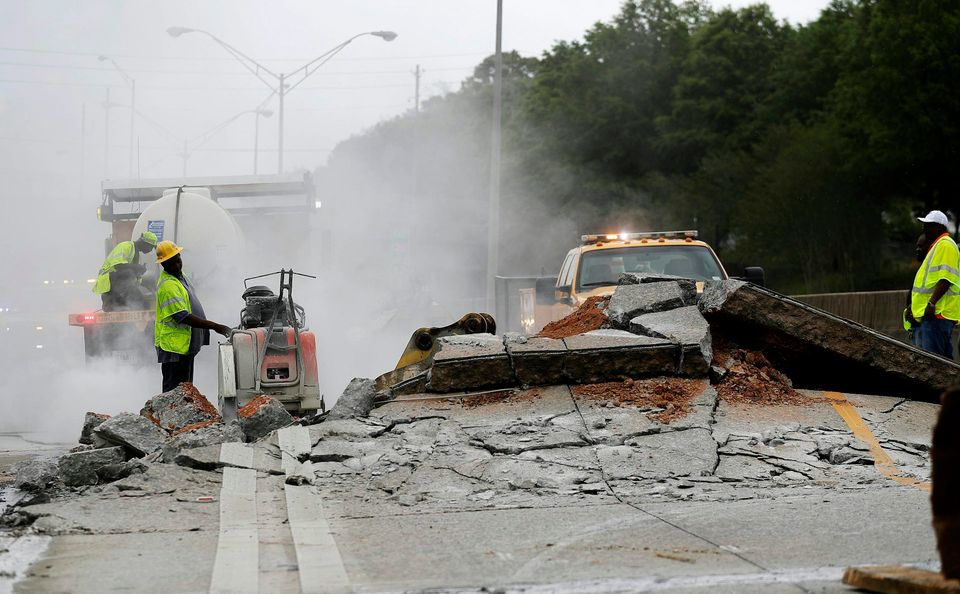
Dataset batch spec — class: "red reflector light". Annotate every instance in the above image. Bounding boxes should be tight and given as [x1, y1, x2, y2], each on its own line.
[81, 314, 97, 324]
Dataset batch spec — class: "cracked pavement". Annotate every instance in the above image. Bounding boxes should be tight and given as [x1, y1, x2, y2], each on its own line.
[2, 381, 942, 593]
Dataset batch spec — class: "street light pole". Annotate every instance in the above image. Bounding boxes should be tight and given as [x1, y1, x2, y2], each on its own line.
[278, 73, 285, 172]
[486, 0, 504, 313]
[103, 88, 110, 178]
[98, 56, 136, 177]
[167, 27, 397, 174]
[253, 108, 273, 174]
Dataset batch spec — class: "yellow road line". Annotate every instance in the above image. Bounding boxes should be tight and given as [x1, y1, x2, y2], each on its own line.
[823, 391, 931, 492]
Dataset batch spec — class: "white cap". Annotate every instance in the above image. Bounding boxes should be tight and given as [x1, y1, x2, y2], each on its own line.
[918, 210, 949, 226]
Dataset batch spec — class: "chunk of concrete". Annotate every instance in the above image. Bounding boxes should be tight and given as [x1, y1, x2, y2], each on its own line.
[161, 421, 244, 462]
[58, 446, 125, 487]
[13, 459, 61, 492]
[238, 395, 293, 441]
[140, 382, 222, 433]
[620, 273, 699, 298]
[630, 306, 712, 376]
[700, 280, 960, 400]
[328, 378, 377, 420]
[428, 334, 515, 393]
[79, 412, 110, 445]
[94, 412, 168, 457]
[505, 336, 567, 386]
[96, 459, 148, 483]
[606, 283, 689, 328]
[563, 333, 678, 384]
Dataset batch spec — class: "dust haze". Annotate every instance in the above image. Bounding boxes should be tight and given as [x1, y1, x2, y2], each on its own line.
[0, 0, 826, 440]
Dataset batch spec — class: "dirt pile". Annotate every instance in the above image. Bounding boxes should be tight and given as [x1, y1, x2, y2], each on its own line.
[713, 347, 809, 406]
[538, 296, 610, 339]
[573, 377, 705, 423]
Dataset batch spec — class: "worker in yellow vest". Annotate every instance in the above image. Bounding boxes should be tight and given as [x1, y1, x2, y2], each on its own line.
[154, 240, 232, 392]
[92, 232, 157, 311]
[905, 210, 960, 358]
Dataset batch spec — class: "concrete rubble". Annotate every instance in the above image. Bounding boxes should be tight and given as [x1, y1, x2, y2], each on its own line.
[140, 383, 221, 432]
[237, 395, 293, 440]
[78, 412, 110, 445]
[1, 276, 953, 592]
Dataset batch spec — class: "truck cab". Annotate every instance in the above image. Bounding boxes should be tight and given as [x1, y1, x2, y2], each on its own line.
[522, 230, 763, 334]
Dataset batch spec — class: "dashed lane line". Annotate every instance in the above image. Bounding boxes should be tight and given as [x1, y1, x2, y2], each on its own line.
[209, 444, 259, 594]
[824, 391, 931, 493]
[278, 425, 353, 594]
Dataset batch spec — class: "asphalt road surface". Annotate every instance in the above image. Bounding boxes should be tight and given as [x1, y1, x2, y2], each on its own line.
[0, 383, 942, 593]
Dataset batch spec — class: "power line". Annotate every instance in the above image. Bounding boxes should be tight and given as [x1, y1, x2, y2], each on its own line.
[0, 77, 428, 91]
[0, 46, 488, 63]
[0, 59, 475, 77]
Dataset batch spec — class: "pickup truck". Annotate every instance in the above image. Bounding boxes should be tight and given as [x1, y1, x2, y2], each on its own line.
[519, 230, 764, 334]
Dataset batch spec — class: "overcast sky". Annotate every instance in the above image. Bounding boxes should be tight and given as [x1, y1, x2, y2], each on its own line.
[0, 0, 830, 182]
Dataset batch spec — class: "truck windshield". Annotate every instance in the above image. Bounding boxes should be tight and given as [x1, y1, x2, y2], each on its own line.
[576, 245, 725, 290]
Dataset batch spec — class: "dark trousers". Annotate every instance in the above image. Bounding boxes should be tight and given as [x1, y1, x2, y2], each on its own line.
[161, 355, 196, 392]
[914, 317, 956, 359]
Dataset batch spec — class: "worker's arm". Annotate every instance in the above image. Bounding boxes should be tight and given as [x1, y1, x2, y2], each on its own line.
[924, 279, 952, 318]
[181, 314, 231, 337]
[172, 311, 231, 336]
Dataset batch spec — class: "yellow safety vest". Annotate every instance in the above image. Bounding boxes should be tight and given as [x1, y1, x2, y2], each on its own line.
[92, 241, 137, 295]
[910, 233, 960, 323]
[155, 271, 192, 354]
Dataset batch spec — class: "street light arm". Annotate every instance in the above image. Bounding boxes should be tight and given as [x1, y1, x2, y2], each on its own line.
[189, 92, 277, 148]
[283, 31, 397, 93]
[170, 27, 281, 88]
[98, 55, 134, 85]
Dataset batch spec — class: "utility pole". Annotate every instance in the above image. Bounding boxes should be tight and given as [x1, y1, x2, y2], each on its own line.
[80, 103, 86, 190]
[254, 112, 261, 174]
[278, 73, 285, 173]
[128, 80, 136, 177]
[486, 0, 504, 313]
[103, 88, 111, 178]
[413, 64, 422, 113]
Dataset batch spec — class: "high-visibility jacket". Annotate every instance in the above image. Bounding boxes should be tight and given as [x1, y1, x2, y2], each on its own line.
[910, 232, 960, 323]
[92, 241, 138, 294]
[155, 271, 192, 355]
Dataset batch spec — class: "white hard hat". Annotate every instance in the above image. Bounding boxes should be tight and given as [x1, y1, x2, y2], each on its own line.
[918, 210, 949, 226]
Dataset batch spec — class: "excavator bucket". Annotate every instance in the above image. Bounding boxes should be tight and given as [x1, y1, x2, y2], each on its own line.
[375, 313, 496, 393]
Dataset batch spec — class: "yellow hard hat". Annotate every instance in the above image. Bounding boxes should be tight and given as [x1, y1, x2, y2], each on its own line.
[155, 240, 183, 263]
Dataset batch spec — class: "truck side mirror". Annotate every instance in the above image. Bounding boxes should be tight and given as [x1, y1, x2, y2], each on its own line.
[743, 267, 765, 287]
[555, 286, 574, 306]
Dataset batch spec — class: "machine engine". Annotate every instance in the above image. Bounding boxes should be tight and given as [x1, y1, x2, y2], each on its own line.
[218, 270, 322, 418]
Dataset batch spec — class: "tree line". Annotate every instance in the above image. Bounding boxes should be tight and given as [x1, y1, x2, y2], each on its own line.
[322, 0, 960, 293]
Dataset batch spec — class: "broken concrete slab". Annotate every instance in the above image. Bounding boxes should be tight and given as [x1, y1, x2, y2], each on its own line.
[606, 283, 689, 328]
[58, 446, 125, 487]
[93, 412, 168, 457]
[328, 377, 377, 420]
[140, 382, 221, 433]
[603, 428, 718, 480]
[172, 442, 282, 475]
[630, 305, 713, 376]
[13, 459, 61, 492]
[161, 421, 244, 463]
[700, 280, 960, 400]
[79, 412, 110, 445]
[96, 459, 148, 483]
[238, 395, 293, 441]
[563, 333, 678, 384]
[505, 336, 567, 386]
[427, 334, 515, 393]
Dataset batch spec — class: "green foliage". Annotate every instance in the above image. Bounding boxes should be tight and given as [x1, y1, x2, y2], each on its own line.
[321, 0, 960, 292]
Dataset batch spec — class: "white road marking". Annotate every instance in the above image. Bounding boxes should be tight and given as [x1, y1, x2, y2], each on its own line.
[278, 424, 311, 476]
[219, 441, 254, 468]
[209, 445, 258, 594]
[278, 426, 352, 594]
[0, 535, 51, 594]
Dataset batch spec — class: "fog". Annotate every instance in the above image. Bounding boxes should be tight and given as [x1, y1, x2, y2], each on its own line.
[0, 0, 829, 439]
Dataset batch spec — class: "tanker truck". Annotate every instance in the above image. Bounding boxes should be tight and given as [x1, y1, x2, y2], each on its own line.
[69, 173, 318, 365]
